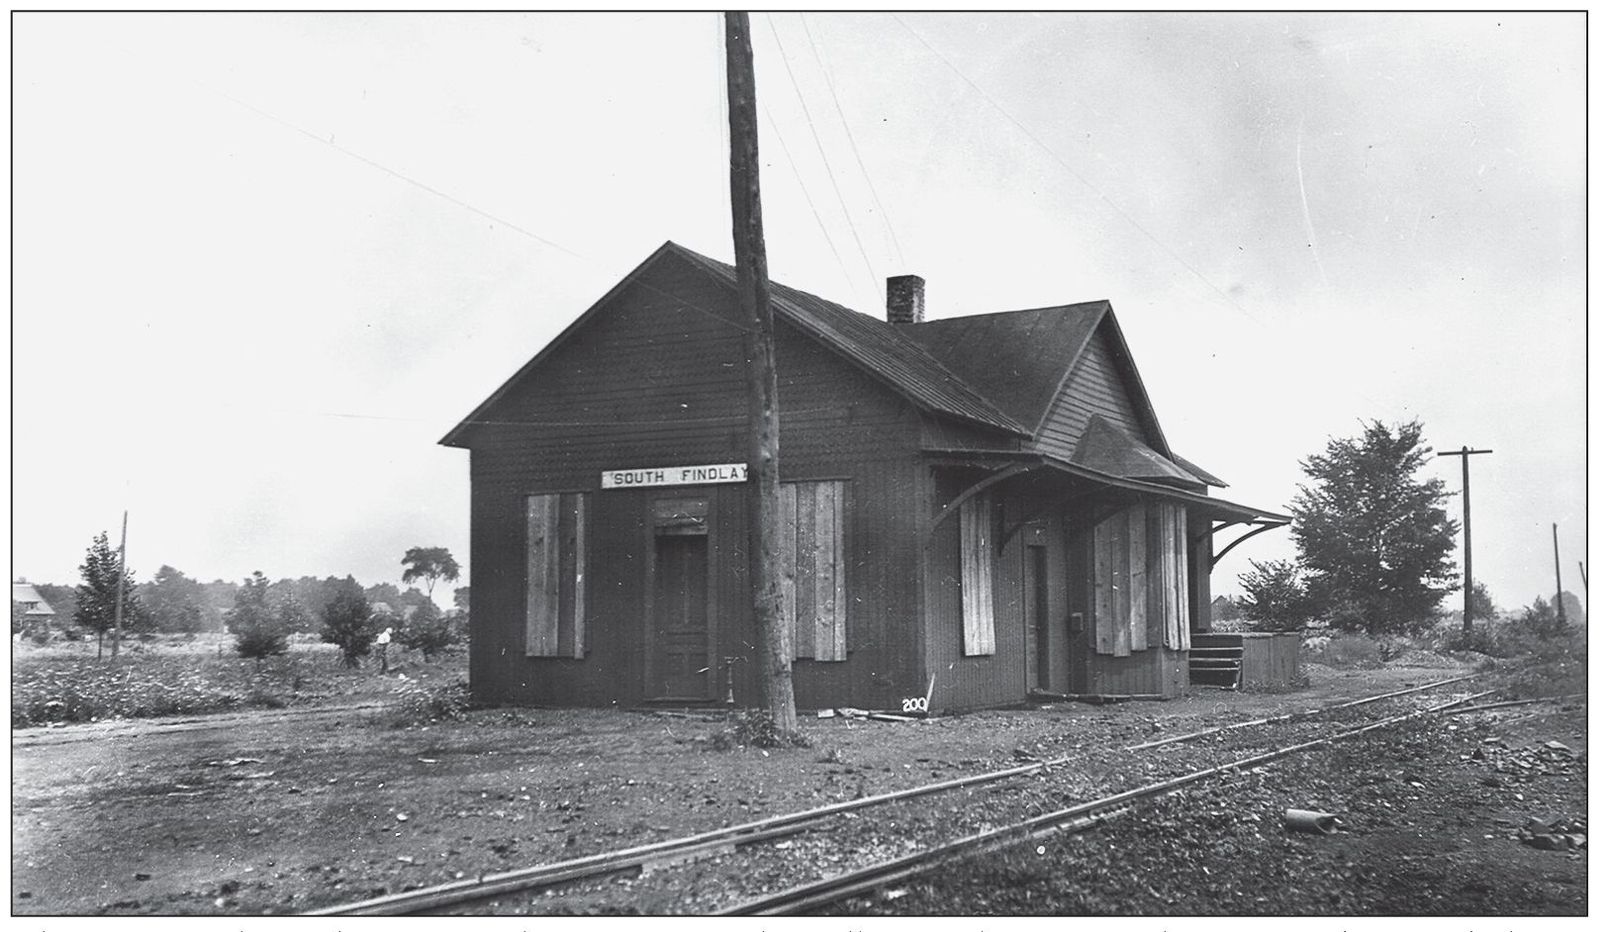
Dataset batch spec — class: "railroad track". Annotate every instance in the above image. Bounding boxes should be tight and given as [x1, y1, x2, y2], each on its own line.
[307, 673, 1505, 917]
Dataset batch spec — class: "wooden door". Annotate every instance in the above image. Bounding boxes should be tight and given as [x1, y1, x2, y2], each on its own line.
[651, 534, 710, 700]
[1027, 544, 1051, 691]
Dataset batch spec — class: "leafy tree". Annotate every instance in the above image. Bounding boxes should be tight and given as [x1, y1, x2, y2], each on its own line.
[395, 600, 457, 661]
[401, 546, 461, 599]
[1467, 580, 1498, 622]
[226, 571, 289, 666]
[321, 576, 380, 669]
[1290, 420, 1459, 635]
[1235, 559, 1315, 632]
[74, 531, 153, 657]
[140, 565, 208, 634]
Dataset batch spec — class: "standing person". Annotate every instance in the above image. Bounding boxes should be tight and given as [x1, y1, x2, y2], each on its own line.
[376, 626, 393, 673]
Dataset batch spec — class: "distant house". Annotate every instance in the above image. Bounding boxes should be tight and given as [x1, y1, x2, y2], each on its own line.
[441, 242, 1289, 711]
[12, 581, 57, 637]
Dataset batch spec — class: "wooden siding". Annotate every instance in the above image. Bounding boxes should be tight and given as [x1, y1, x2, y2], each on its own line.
[1237, 633, 1301, 689]
[464, 253, 928, 711]
[1034, 327, 1149, 460]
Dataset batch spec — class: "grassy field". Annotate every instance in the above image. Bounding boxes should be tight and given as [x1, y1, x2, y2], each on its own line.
[10, 635, 467, 728]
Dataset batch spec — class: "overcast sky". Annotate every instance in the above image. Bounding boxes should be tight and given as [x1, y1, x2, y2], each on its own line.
[9, 11, 1588, 611]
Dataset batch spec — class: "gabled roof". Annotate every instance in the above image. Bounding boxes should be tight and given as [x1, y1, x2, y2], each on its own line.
[12, 582, 54, 615]
[668, 244, 1026, 436]
[442, 242, 1228, 490]
[442, 241, 1025, 447]
[900, 303, 1107, 431]
[1071, 416, 1202, 486]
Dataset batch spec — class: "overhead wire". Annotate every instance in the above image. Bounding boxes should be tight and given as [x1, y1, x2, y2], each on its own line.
[890, 14, 1261, 325]
[761, 102, 859, 293]
[763, 14, 882, 297]
[799, 14, 906, 267]
[201, 78, 760, 337]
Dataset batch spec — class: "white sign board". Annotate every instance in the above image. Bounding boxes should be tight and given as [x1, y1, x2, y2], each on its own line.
[601, 463, 748, 489]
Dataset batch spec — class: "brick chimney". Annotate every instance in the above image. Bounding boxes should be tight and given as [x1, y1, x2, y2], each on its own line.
[886, 275, 925, 325]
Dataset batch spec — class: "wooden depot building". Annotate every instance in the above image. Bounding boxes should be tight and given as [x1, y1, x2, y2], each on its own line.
[441, 242, 1288, 712]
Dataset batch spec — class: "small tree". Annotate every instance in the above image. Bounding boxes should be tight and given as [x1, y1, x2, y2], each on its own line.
[1235, 559, 1314, 632]
[395, 600, 457, 661]
[321, 577, 379, 669]
[227, 571, 289, 667]
[74, 531, 152, 658]
[1291, 420, 1459, 635]
[401, 546, 461, 600]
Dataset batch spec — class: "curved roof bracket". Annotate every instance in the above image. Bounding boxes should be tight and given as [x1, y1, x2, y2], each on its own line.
[1210, 521, 1286, 569]
[926, 463, 1037, 539]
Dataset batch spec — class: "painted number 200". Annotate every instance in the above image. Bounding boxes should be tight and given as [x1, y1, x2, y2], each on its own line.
[900, 696, 929, 714]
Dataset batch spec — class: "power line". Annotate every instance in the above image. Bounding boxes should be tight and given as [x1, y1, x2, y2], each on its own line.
[890, 14, 1261, 325]
[763, 14, 882, 296]
[798, 14, 906, 267]
[762, 102, 858, 292]
[204, 84, 583, 260]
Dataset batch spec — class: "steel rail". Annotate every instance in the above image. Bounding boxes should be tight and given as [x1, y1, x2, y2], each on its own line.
[305, 674, 1482, 917]
[721, 689, 1496, 916]
[1439, 693, 1583, 716]
[1122, 672, 1480, 751]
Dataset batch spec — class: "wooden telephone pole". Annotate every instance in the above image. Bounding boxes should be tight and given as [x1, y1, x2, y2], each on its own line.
[1436, 445, 1491, 635]
[111, 510, 128, 660]
[1553, 523, 1567, 629]
[724, 11, 797, 731]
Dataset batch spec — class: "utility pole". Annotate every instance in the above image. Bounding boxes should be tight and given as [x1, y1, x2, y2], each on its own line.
[111, 510, 128, 660]
[1436, 445, 1492, 635]
[724, 10, 797, 732]
[1553, 522, 1567, 629]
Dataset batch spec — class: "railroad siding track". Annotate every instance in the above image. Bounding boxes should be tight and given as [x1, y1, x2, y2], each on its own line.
[308, 674, 1494, 916]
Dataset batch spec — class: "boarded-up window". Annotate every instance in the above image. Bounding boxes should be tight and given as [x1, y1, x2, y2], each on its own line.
[1158, 503, 1191, 649]
[959, 493, 996, 656]
[1093, 501, 1190, 655]
[526, 492, 586, 658]
[779, 481, 847, 661]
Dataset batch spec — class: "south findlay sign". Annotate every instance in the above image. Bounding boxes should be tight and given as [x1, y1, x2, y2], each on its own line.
[600, 463, 749, 489]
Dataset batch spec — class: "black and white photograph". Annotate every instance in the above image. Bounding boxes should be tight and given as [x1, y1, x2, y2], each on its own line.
[8, 7, 1590, 920]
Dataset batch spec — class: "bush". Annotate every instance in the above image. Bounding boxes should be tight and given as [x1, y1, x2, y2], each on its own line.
[395, 601, 458, 661]
[1235, 559, 1314, 632]
[708, 710, 811, 750]
[1307, 633, 1384, 669]
[391, 676, 472, 724]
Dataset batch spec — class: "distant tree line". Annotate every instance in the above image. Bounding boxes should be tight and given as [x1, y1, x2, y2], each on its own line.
[22, 537, 470, 668]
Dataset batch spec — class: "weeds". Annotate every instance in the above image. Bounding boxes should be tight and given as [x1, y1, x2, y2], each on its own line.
[390, 677, 473, 725]
[708, 710, 811, 751]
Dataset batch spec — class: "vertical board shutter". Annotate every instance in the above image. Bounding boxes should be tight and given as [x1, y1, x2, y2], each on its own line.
[1094, 510, 1116, 655]
[1169, 504, 1190, 650]
[570, 495, 587, 659]
[779, 483, 799, 659]
[960, 494, 996, 656]
[1127, 504, 1148, 652]
[783, 480, 847, 662]
[526, 492, 586, 658]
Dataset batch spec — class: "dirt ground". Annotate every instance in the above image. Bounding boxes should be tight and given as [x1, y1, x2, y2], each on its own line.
[9, 662, 1586, 916]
